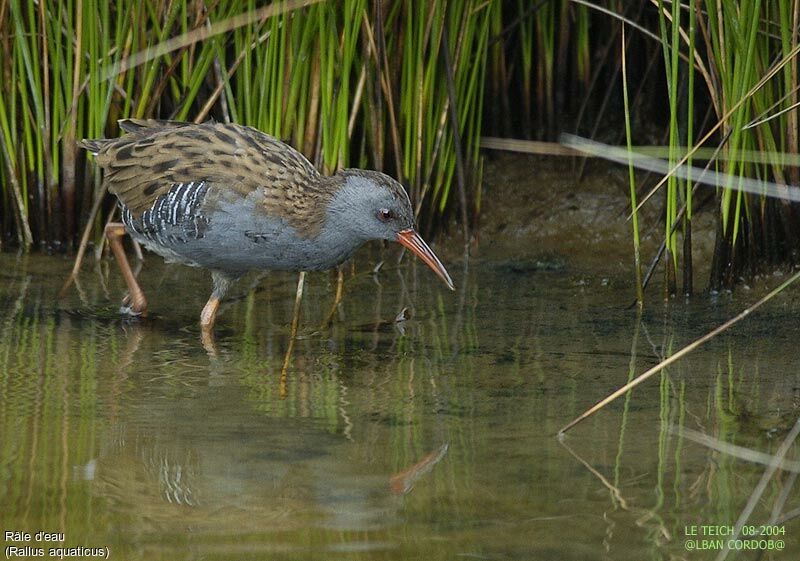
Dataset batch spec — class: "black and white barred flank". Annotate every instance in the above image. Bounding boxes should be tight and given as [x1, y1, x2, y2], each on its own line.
[122, 181, 210, 245]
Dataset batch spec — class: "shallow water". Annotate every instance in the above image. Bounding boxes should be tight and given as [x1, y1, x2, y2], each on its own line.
[1, 249, 798, 560]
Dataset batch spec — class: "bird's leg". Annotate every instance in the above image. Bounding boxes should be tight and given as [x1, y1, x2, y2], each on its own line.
[200, 298, 220, 332]
[322, 267, 345, 327]
[120, 260, 145, 308]
[280, 271, 306, 398]
[200, 271, 233, 338]
[132, 239, 145, 261]
[389, 443, 449, 495]
[105, 222, 148, 316]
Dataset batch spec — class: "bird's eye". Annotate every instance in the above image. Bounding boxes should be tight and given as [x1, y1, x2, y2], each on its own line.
[377, 208, 395, 222]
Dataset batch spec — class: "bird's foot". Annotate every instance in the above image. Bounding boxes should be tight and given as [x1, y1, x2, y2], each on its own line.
[120, 293, 148, 317]
[201, 327, 218, 356]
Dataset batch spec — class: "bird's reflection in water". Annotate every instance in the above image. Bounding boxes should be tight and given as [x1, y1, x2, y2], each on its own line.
[90, 321, 447, 540]
[95, 388, 447, 535]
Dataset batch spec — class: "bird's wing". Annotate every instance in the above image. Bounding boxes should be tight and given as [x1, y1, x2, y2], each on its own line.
[81, 121, 332, 237]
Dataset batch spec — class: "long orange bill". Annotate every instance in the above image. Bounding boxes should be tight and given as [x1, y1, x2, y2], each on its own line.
[396, 229, 454, 290]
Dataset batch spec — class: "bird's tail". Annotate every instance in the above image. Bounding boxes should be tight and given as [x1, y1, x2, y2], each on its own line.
[80, 119, 193, 154]
[78, 138, 109, 155]
[119, 118, 200, 133]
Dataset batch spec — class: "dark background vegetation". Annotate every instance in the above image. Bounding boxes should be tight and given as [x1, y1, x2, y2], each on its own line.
[2, 1, 799, 296]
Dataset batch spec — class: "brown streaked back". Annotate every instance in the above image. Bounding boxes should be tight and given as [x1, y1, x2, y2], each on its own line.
[80, 120, 340, 238]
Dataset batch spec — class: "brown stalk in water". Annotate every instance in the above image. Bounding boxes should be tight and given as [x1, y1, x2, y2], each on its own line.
[712, 416, 800, 561]
[558, 268, 800, 435]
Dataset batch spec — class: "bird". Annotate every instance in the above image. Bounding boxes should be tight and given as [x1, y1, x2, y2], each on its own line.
[80, 119, 454, 336]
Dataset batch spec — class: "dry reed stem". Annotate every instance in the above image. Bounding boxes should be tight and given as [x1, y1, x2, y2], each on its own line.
[714, 415, 800, 561]
[630, 42, 800, 217]
[558, 268, 800, 435]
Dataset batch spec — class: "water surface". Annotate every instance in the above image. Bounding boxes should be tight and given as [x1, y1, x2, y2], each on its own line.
[1, 250, 798, 560]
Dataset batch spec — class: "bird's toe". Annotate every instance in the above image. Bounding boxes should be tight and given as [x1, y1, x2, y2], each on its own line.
[120, 293, 148, 317]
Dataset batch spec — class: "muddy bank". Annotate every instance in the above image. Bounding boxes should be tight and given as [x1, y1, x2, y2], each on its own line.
[461, 153, 718, 283]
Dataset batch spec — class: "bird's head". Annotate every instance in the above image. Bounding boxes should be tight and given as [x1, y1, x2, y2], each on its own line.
[329, 169, 454, 290]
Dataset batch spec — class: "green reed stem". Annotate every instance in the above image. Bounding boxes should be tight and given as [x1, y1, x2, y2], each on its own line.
[622, 25, 643, 306]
